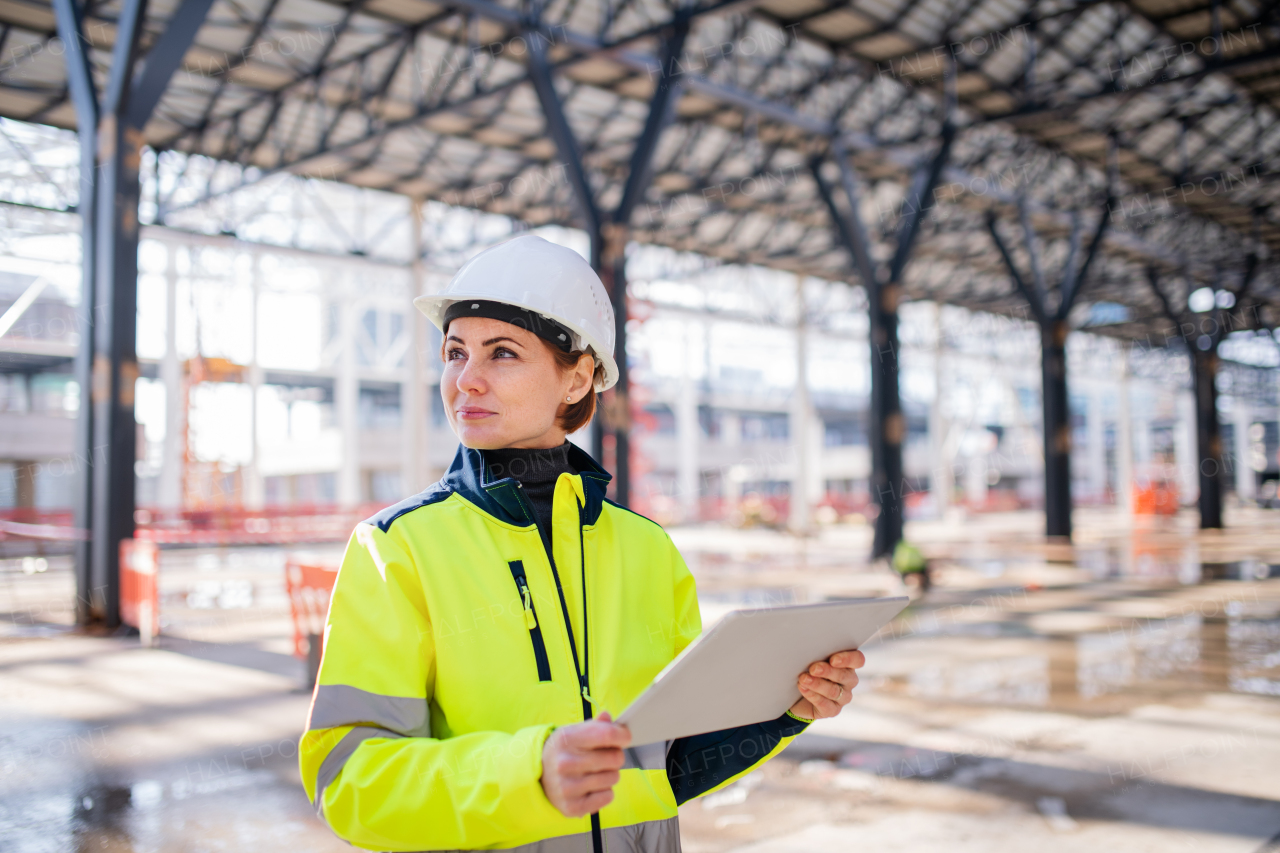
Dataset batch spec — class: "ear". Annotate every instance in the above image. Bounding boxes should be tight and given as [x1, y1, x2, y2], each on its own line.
[567, 353, 595, 397]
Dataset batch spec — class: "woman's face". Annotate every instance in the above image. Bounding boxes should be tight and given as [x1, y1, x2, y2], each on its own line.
[441, 316, 594, 450]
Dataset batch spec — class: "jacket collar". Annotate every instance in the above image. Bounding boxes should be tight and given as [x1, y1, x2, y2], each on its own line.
[442, 442, 612, 527]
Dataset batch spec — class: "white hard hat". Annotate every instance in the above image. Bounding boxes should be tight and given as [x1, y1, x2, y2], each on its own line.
[414, 235, 618, 392]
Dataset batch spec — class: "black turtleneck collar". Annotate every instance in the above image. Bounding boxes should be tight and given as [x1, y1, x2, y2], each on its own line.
[483, 443, 574, 485]
[361, 443, 611, 534]
[482, 443, 576, 559]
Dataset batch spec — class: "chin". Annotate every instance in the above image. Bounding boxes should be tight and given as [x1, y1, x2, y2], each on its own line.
[455, 425, 508, 450]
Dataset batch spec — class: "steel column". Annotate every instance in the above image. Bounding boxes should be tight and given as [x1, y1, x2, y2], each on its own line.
[811, 126, 953, 559]
[52, 0, 99, 624]
[1193, 349, 1225, 526]
[600, 244, 632, 502]
[88, 0, 148, 627]
[67, 0, 216, 626]
[789, 274, 812, 534]
[526, 23, 612, 479]
[525, 15, 689, 506]
[1147, 267, 1228, 529]
[1040, 319, 1072, 537]
[589, 236, 608, 469]
[868, 245, 907, 558]
[602, 16, 689, 504]
[405, 199, 430, 493]
[986, 198, 1110, 541]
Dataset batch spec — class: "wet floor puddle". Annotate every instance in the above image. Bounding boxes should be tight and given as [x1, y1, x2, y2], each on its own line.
[866, 602, 1280, 711]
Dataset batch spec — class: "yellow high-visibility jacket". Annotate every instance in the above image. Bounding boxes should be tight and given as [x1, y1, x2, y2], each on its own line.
[300, 444, 807, 852]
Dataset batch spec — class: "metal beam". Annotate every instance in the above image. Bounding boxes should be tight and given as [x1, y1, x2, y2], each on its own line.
[888, 122, 956, 286]
[51, 0, 97, 128]
[146, 0, 1199, 287]
[1017, 198, 1049, 311]
[985, 213, 1047, 325]
[526, 27, 602, 243]
[1059, 202, 1112, 317]
[128, 0, 218, 126]
[1059, 212, 1084, 311]
[818, 144, 876, 291]
[614, 14, 691, 227]
[101, 0, 148, 118]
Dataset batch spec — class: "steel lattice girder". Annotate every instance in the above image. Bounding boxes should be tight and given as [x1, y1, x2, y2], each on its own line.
[2, 0, 1277, 341]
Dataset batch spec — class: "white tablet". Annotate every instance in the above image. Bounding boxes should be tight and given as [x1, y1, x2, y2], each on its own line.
[617, 596, 909, 747]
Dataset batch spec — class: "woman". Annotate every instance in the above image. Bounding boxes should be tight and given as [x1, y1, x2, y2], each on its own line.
[300, 235, 866, 853]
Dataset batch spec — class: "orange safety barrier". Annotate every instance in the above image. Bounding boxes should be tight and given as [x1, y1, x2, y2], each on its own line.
[120, 539, 160, 643]
[285, 558, 339, 687]
[1134, 482, 1179, 515]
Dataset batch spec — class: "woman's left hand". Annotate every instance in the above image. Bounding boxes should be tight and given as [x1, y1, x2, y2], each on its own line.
[789, 649, 866, 721]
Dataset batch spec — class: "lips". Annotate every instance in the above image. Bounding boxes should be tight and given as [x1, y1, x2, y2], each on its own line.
[457, 407, 496, 420]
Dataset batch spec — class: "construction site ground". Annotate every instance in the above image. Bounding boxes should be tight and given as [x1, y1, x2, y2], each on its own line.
[2, 506, 1278, 853]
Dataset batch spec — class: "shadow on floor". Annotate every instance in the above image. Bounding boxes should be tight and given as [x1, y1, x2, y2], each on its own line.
[160, 635, 305, 683]
[787, 733, 1280, 842]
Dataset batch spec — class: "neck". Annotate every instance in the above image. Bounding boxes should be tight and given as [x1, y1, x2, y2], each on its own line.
[494, 430, 568, 450]
[484, 443, 573, 484]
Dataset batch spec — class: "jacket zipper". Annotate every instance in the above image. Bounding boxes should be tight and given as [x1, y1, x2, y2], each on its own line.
[537, 497, 602, 853]
[507, 561, 552, 682]
[579, 506, 604, 853]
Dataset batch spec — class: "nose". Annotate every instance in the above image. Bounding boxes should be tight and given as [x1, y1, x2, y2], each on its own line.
[454, 354, 487, 398]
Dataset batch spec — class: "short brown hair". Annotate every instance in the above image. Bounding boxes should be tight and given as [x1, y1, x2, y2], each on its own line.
[543, 341, 598, 435]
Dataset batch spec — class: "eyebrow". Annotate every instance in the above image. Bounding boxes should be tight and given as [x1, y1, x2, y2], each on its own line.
[445, 334, 526, 348]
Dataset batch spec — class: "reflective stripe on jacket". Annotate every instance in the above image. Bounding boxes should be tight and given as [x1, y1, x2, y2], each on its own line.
[299, 444, 804, 852]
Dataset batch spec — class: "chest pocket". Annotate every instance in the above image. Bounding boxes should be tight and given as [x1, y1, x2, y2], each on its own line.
[507, 560, 552, 682]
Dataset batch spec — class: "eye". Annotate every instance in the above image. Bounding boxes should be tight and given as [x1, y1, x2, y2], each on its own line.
[493, 347, 518, 359]
[445, 347, 465, 361]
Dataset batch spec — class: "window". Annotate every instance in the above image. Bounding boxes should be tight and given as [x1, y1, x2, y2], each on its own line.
[359, 382, 402, 430]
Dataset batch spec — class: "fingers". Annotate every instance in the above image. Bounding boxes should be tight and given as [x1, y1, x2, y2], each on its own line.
[795, 649, 868, 721]
[806, 664, 860, 693]
[550, 772, 619, 818]
[548, 745, 625, 778]
[563, 788, 616, 818]
[798, 682, 842, 719]
[807, 657, 863, 685]
[800, 671, 856, 702]
[595, 712, 632, 747]
[560, 768, 619, 799]
[830, 649, 866, 670]
[542, 717, 630, 818]
[559, 718, 631, 751]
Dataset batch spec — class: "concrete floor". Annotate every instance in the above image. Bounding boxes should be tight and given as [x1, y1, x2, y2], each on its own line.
[1, 506, 1278, 852]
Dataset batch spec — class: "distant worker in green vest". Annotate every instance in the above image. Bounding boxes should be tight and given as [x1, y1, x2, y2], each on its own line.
[893, 540, 931, 594]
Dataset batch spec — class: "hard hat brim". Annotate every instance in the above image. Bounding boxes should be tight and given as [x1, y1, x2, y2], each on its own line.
[414, 293, 619, 392]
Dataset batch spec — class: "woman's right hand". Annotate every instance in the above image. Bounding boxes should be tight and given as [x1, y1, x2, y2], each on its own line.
[540, 712, 631, 817]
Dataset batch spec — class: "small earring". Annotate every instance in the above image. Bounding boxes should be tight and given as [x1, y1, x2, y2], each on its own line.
[566, 396, 572, 403]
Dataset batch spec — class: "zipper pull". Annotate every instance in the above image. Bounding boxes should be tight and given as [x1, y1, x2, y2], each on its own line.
[521, 584, 537, 630]
[580, 678, 600, 711]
